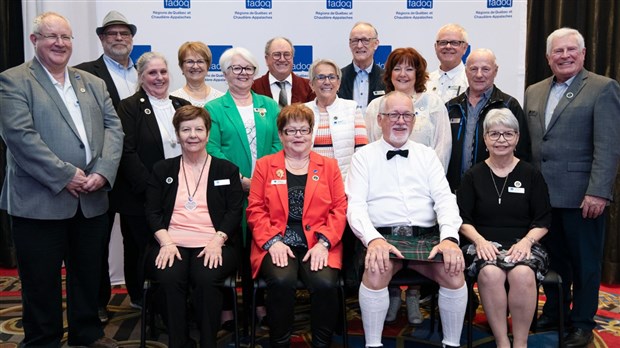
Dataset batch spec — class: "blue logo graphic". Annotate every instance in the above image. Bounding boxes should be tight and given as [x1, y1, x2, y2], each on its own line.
[373, 45, 392, 69]
[487, 0, 512, 8]
[246, 0, 272, 9]
[326, 0, 353, 9]
[292, 45, 313, 73]
[208, 45, 234, 72]
[130, 45, 152, 64]
[462, 45, 471, 64]
[164, 0, 190, 8]
[406, 0, 433, 9]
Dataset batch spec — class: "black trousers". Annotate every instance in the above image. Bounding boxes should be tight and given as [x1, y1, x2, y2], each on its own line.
[149, 244, 238, 348]
[541, 208, 606, 330]
[260, 247, 339, 348]
[119, 214, 152, 302]
[98, 209, 116, 309]
[11, 210, 108, 347]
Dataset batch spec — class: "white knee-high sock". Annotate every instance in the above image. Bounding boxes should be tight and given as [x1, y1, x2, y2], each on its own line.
[359, 283, 389, 347]
[438, 284, 467, 347]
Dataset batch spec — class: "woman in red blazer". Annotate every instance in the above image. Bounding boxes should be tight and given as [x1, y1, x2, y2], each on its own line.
[247, 103, 347, 348]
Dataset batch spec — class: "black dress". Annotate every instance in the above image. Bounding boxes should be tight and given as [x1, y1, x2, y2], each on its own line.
[457, 160, 552, 279]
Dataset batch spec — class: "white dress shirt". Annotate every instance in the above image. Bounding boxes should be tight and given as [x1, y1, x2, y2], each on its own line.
[268, 73, 292, 105]
[345, 138, 462, 246]
[427, 62, 468, 103]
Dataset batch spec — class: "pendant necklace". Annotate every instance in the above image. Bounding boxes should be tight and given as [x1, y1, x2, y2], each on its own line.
[285, 157, 309, 170]
[489, 166, 509, 205]
[181, 155, 209, 211]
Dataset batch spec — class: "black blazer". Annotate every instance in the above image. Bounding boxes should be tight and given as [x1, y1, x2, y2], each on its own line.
[75, 55, 124, 110]
[145, 156, 243, 244]
[337, 62, 386, 105]
[116, 89, 190, 215]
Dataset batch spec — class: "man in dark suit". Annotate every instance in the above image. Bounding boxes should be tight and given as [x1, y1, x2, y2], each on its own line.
[525, 27, 620, 348]
[74, 10, 138, 322]
[0, 12, 123, 348]
[337, 21, 386, 113]
[252, 36, 315, 106]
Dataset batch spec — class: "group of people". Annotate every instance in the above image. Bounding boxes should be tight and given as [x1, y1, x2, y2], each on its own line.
[1, 9, 619, 348]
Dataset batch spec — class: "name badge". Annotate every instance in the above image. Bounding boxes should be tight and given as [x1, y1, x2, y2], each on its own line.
[271, 180, 287, 185]
[508, 187, 525, 194]
[373, 90, 386, 96]
[214, 179, 230, 186]
[450, 117, 461, 124]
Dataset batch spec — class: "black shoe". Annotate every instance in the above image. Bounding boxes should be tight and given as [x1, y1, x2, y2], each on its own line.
[534, 314, 559, 331]
[564, 328, 593, 347]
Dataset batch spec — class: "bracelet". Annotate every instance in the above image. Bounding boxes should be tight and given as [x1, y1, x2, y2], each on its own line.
[215, 231, 228, 242]
[524, 236, 537, 245]
[160, 242, 175, 248]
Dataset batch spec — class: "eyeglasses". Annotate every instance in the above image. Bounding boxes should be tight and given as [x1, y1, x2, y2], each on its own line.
[349, 37, 376, 46]
[270, 51, 293, 60]
[282, 128, 312, 136]
[36, 32, 73, 43]
[314, 74, 339, 82]
[436, 40, 465, 47]
[103, 30, 132, 39]
[184, 59, 207, 66]
[380, 112, 415, 122]
[486, 131, 517, 141]
[228, 65, 256, 75]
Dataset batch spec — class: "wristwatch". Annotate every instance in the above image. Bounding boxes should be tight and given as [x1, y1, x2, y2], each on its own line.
[318, 236, 330, 249]
[443, 237, 459, 246]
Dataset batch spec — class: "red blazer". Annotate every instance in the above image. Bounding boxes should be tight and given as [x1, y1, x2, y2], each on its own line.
[252, 72, 316, 104]
[247, 151, 347, 278]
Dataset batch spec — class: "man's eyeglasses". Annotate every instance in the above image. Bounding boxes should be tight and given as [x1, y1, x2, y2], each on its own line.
[436, 40, 465, 47]
[349, 37, 376, 46]
[314, 74, 339, 82]
[380, 112, 415, 122]
[270, 51, 293, 60]
[282, 128, 312, 136]
[550, 47, 580, 57]
[36, 33, 73, 43]
[184, 59, 207, 66]
[103, 30, 132, 39]
[486, 131, 517, 141]
[228, 65, 256, 75]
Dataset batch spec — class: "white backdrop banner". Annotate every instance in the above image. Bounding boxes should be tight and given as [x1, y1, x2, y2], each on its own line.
[23, 0, 527, 102]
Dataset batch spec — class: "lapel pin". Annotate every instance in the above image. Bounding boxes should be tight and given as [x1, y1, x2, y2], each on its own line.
[145, 108, 152, 115]
[276, 169, 284, 179]
[166, 177, 173, 184]
[140, 98, 145, 103]
[514, 181, 522, 188]
[312, 175, 319, 181]
[566, 92, 574, 99]
[80, 87, 86, 93]
[313, 169, 318, 173]
[254, 108, 266, 117]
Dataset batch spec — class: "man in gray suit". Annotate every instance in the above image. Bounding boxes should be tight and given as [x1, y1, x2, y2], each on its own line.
[0, 12, 123, 348]
[524, 27, 620, 348]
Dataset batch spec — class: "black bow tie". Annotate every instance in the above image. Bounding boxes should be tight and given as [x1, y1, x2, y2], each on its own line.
[386, 149, 409, 160]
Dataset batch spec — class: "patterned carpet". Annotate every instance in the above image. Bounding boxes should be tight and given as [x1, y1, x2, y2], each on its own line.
[1, 268, 619, 347]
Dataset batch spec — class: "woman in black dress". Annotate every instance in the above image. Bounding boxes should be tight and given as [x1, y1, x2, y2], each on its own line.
[457, 108, 551, 348]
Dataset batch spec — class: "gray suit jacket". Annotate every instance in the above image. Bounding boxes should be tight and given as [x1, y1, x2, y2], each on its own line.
[0, 58, 124, 219]
[524, 69, 620, 208]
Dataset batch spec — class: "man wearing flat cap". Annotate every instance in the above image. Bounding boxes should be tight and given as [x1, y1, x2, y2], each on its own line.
[75, 10, 138, 322]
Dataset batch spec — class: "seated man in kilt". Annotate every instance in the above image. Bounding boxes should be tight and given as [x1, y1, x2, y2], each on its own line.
[346, 91, 467, 348]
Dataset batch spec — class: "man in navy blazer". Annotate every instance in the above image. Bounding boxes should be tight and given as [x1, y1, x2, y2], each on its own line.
[0, 12, 123, 348]
[74, 10, 138, 322]
[525, 27, 620, 348]
[337, 21, 386, 113]
[252, 37, 315, 106]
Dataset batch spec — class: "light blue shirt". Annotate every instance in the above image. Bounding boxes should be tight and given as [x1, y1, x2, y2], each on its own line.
[102, 54, 137, 100]
[353, 62, 373, 113]
[544, 75, 576, 129]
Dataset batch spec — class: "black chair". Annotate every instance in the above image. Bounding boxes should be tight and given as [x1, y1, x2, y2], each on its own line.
[250, 276, 349, 348]
[139, 274, 241, 348]
[388, 268, 439, 339]
[465, 269, 564, 348]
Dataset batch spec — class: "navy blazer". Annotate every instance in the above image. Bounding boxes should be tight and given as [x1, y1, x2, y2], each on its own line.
[116, 89, 191, 215]
[145, 155, 244, 245]
[337, 62, 386, 105]
[251, 72, 315, 103]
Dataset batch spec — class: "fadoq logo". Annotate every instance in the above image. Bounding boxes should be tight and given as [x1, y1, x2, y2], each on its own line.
[326, 0, 353, 9]
[292, 45, 313, 73]
[208, 45, 234, 72]
[407, 0, 433, 9]
[246, 0, 272, 9]
[164, 0, 190, 8]
[487, 0, 512, 8]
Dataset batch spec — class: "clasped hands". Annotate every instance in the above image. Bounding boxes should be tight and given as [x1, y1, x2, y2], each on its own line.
[65, 168, 107, 197]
